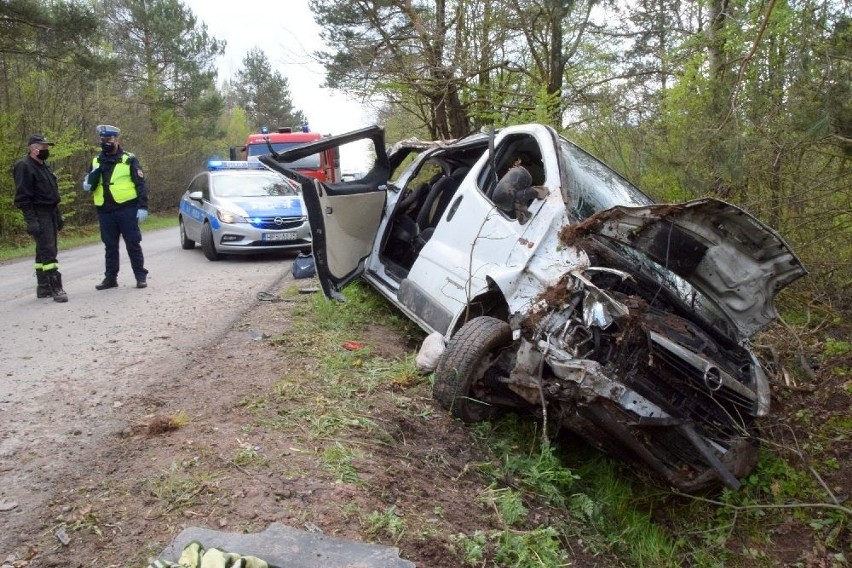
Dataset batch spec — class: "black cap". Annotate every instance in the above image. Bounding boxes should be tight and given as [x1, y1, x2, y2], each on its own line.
[27, 134, 55, 146]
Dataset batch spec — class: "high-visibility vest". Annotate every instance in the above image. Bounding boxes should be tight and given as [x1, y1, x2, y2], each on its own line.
[91, 153, 137, 206]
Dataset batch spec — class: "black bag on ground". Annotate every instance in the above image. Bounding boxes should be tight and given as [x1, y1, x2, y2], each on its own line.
[292, 252, 316, 279]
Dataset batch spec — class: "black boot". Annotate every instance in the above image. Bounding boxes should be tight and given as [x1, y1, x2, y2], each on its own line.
[46, 270, 68, 303]
[95, 277, 118, 290]
[36, 270, 51, 298]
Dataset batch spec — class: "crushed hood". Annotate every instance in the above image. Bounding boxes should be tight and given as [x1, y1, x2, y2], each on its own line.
[571, 198, 807, 340]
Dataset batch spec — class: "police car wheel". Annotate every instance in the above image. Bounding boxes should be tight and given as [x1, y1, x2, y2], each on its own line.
[179, 218, 195, 250]
[200, 222, 220, 261]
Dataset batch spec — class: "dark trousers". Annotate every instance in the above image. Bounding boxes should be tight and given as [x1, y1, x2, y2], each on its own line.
[32, 207, 60, 270]
[97, 206, 148, 281]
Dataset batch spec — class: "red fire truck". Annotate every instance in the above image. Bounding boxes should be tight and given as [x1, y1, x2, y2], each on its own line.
[233, 126, 340, 183]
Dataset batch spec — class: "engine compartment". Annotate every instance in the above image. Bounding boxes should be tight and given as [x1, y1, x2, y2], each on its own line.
[504, 239, 764, 491]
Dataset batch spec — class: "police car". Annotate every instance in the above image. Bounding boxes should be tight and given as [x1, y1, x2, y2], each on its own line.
[178, 160, 311, 260]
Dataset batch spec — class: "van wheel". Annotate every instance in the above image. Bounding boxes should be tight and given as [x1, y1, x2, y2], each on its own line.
[179, 218, 195, 250]
[200, 223, 220, 261]
[433, 316, 512, 422]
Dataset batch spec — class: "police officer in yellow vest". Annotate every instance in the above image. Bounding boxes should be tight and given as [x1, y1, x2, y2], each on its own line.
[83, 125, 149, 289]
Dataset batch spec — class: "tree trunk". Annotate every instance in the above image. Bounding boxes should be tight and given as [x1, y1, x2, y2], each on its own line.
[707, 0, 734, 198]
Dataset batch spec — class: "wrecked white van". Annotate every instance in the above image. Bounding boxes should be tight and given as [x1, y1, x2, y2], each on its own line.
[261, 124, 806, 492]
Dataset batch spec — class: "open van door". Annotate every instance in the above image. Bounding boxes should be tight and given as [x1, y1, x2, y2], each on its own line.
[260, 126, 390, 300]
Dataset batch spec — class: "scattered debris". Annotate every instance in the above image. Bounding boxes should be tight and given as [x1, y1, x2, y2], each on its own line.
[54, 525, 70, 546]
[341, 341, 364, 351]
[291, 253, 316, 279]
[0, 499, 18, 512]
[415, 331, 445, 374]
[256, 291, 283, 302]
[303, 522, 322, 534]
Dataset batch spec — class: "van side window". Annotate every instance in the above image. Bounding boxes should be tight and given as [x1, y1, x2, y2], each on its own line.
[477, 135, 545, 217]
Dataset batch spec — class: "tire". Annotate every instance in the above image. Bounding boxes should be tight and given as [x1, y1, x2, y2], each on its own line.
[200, 222, 220, 261]
[433, 316, 512, 422]
[179, 218, 195, 250]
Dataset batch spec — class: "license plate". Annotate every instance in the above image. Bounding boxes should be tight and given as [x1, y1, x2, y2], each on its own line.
[263, 232, 297, 241]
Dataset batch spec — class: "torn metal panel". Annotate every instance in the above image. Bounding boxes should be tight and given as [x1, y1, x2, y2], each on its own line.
[571, 198, 808, 340]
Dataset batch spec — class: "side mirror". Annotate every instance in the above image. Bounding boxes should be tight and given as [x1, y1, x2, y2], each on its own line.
[189, 191, 203, 201]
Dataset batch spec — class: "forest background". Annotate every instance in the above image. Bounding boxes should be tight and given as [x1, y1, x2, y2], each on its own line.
[1, 0, 849, 315]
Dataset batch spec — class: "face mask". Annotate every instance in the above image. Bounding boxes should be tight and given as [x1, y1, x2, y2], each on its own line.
[101, 142, 116, 153]
[37, 149, 50, 161]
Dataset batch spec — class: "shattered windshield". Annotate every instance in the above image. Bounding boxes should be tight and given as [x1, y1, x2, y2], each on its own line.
[560, 139, 654, 220]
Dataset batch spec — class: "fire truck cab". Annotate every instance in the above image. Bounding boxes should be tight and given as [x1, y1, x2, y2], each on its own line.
[234, 126, 340, 183]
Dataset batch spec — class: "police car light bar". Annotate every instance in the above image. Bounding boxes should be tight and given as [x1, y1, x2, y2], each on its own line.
[207, 160, 267, 171]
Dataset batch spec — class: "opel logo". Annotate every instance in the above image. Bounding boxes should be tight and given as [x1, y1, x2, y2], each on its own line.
[703, 367, 723, 392]
[273, 217, 286, 226]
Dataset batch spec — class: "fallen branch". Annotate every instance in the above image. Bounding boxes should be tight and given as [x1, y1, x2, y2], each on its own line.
[672, 490, 851, 516]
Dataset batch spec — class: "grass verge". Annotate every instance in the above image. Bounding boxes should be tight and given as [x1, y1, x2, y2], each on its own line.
[275, 282, 849, 567]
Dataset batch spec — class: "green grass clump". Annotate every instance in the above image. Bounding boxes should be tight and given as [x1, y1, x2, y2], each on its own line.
[273, 279, 850, 566]
[232, 446, 269, 468]
[364, 506, 407, 544]
[322, 443, 360, 483]
[146, 461, 218, 515]
[453, 527, 569, 568]
[823, 338, 851, 357]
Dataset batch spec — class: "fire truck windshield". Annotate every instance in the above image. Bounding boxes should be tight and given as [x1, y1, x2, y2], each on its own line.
[246, 142, 321, 169]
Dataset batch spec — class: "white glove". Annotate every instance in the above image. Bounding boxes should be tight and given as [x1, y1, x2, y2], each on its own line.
[83, 167, 101, 192]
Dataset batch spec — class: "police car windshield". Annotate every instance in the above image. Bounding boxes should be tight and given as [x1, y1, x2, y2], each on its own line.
[213, 173, 299, 198]
[246, 142, 321, 169]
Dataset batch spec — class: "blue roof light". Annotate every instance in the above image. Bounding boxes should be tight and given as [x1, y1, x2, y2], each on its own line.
[207, 160, 266, 171]
[260, 126, 269, 134]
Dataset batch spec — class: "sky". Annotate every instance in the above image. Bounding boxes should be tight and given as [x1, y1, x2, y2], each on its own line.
[181, 0, 375, 169]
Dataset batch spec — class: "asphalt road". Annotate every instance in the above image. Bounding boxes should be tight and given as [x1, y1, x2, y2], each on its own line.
[0, 227, 296, 405]
[0, 227, 297, 541]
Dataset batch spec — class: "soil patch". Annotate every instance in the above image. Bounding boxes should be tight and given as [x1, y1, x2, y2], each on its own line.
[1, 287, 513, 567]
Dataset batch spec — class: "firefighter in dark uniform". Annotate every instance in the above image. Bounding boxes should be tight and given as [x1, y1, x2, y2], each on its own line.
[83, 124, 149, 289]
[13, 133, 68, 302]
